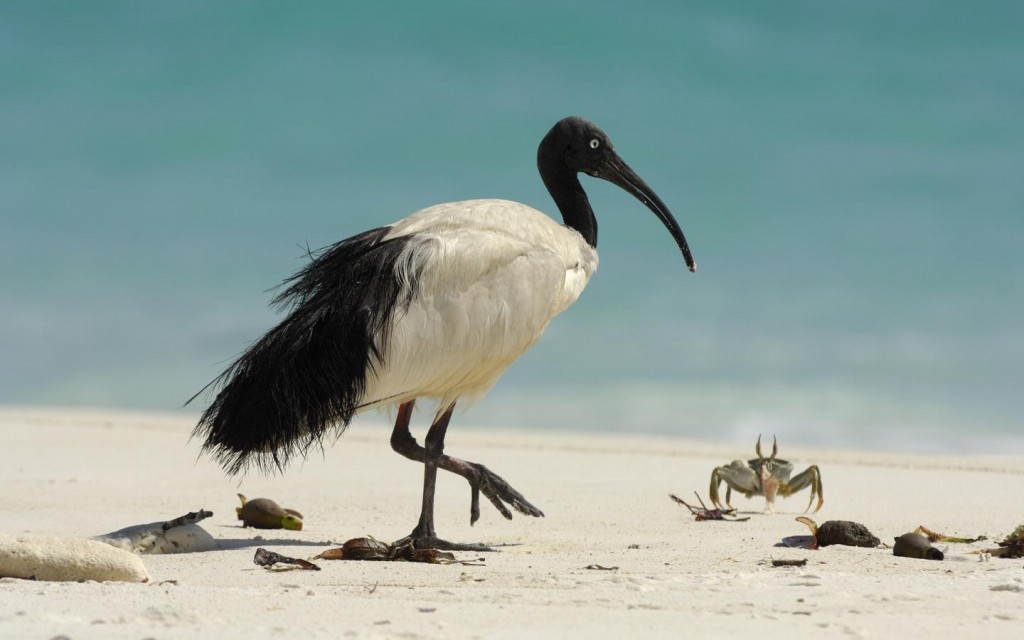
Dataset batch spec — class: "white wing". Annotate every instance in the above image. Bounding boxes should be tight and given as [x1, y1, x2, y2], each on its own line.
[359, 199, 597, 411]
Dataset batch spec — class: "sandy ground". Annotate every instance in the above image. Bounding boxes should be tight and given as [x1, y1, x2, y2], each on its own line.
[1, 406, 1022, 639]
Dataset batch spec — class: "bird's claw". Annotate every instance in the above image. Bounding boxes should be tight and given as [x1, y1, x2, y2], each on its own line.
[392, 532, 494, 552]
[465, 462, 543, 525]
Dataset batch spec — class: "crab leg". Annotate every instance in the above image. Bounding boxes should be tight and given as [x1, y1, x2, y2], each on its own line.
[779, 464, 824, 513]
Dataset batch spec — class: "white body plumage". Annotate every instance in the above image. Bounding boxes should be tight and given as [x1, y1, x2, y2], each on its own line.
[360, 198, 598, 414]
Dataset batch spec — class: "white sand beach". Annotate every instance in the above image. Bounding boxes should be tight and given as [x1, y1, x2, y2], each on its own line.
[1, 406, 1022, 639]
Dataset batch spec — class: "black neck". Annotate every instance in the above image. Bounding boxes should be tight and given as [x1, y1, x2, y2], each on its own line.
[537, 142, 598, 247]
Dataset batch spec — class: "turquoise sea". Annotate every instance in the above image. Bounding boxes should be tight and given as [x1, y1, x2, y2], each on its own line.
[2, 1, 1022, 453]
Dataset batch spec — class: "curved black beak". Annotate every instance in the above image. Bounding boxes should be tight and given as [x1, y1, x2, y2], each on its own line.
[597, 152, 696, 272]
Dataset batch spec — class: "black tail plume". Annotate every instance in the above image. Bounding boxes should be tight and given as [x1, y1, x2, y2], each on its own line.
[191, 226, 421, 475]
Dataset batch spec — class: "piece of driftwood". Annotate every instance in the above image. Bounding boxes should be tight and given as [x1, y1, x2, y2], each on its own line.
[253, 547, 320, 571]
[0, 536, 150, 582]
[93, 509, 216, 554]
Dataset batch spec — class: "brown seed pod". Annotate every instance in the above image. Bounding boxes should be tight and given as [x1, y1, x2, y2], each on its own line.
[236, 494, 303, 530]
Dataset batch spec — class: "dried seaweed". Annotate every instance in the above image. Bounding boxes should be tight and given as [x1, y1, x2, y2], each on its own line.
[994, 524, 1024, 559]
[313, 537, 472, 564]
[670, 492, 750, 522]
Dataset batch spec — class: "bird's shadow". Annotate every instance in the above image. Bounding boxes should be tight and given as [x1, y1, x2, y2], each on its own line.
[481, 543, 523, 551]
[211, 524, 523, 553]
[215, 537, 334, 551]
[211, 525, 335, 551]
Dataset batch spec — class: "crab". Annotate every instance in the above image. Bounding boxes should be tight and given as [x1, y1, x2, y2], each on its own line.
[709, 436, 823, 515]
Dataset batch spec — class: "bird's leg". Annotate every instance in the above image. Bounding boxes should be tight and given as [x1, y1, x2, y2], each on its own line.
[410, 404, 449, 546]
[389, 399, 420, 452]
[393, 404, 493, 551]
[389, 401, 543, 525]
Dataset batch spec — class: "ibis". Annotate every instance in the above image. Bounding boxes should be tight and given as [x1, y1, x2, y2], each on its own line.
[192, 116, 696, 550]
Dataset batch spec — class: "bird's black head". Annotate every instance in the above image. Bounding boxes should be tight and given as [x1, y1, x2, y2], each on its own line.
[542, 116, 614, 178]
[537, 116, 696, 272]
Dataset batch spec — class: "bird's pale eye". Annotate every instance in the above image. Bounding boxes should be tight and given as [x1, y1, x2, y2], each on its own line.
[589, 138, 600, 149]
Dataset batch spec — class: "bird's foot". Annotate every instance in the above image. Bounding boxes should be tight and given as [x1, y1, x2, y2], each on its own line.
[392, 531, 495, 552]
[462, 461, 544, 525]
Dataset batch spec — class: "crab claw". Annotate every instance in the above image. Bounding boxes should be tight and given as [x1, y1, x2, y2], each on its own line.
[755, 435, 779, 461]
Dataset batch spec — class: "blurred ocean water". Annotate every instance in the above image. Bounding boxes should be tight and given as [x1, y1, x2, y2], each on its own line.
[2, 1, 1022, 453]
